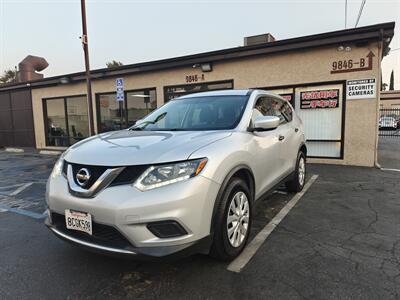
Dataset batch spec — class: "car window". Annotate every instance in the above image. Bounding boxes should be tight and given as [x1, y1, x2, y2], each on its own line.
[252, 96, 290, 125]
[281, 102, 293, 122]
[131, 95, 248, 131]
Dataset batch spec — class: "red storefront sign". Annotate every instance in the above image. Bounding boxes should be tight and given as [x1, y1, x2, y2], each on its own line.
[300, 89, 339, 109]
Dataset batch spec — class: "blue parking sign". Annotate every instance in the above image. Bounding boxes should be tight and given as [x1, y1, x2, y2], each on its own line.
[116, 78, 124, 102]
[116, 78, 124, 87]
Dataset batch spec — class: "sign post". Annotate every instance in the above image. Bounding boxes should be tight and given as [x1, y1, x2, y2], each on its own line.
[80, 0, 95, 136]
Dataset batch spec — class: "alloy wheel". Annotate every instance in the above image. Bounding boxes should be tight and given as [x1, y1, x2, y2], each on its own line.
[298, 157, 305, 187]
[226, 191, 250, 248]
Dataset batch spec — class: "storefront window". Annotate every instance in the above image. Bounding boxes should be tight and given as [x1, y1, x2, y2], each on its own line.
[44, 96, 89, 147]
[164, 80, 233, 102]
[260, 83, 345, 159]
[96, 88, 157, 132]
[126, 89, 157, 127]
[98, 94, 123, 132]
[45, 98, 68, 147]
[295, 85, 344, 158]
[258, 87, 295, 108]
[66, 96, 89, 145]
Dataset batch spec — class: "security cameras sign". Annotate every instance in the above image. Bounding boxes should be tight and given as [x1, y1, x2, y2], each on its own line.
[116, 78, 124, 102]
[346, 78, 376, 100]
[300, 89, 339, 109]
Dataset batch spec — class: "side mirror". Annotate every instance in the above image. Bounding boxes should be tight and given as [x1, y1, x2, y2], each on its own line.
[252, 116, 280, 131]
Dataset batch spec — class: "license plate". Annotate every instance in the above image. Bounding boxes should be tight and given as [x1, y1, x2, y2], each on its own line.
[65, 209, 92, 235]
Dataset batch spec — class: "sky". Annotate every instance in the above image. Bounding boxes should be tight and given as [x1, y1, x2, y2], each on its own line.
[0, 0, 399, 88]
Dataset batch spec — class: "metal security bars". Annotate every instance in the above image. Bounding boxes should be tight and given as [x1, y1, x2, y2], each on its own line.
[379, 108, 400, 137]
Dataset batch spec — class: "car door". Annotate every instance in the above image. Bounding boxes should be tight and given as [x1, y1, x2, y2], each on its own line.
[271, 98, 299, 175]
[249, 96, 283, 196]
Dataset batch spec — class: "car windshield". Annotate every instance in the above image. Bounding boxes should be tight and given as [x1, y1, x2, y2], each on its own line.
[129, 95, 249, 131]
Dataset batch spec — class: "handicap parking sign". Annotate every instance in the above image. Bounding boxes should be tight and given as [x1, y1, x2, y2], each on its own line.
[116, 78, 124, 102]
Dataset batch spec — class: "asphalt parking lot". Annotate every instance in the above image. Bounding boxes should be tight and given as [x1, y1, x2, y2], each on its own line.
[1, 149, 400, 299]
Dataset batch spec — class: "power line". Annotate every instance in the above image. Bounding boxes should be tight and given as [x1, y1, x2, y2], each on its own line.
[355, 0, 367, 28]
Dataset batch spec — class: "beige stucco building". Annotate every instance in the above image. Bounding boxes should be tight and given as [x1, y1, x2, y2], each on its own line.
[0, 22, 395, 167]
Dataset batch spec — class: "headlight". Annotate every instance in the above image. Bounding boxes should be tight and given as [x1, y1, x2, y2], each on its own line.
[50, 157, 64, 178]
[134, 158, 208, 191]
[50, 149, 69, 178]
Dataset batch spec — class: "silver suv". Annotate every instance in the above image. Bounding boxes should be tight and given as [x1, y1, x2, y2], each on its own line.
[45, 89, 306, 261]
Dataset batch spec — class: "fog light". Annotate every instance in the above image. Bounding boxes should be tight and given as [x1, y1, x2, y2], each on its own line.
[147, 221, 188, 238]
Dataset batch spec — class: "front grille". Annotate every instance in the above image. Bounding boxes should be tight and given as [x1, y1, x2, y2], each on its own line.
[110, 165, 148, 186]
[63, 161, 108, 190]
[51, 212, 133, 249]
[63, 161, 148, 189]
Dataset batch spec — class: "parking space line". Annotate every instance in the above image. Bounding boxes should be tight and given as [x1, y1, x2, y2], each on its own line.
[227, 174, 319, 273]
[9, 182, 34, 196]
[0, 183, 26, 190]
[0, 204, 45, 220]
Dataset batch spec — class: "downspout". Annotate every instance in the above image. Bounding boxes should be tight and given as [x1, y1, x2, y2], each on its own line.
[374, 29, 384, 168]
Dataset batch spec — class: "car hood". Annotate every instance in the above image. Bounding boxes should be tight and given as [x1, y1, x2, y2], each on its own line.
[64, 130, 232, 166]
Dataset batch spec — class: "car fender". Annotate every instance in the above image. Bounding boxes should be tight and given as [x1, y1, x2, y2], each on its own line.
[207, 164, 255, 233]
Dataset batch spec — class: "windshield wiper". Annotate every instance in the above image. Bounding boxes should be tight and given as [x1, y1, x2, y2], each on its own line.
[129, 127, 143, 131]
[152, 128, 183, 131]
[129, 120, 155, 131]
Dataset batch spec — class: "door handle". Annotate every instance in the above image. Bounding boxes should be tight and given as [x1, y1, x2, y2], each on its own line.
[278, 135, 285, 141]
[295, 128, 299, 132]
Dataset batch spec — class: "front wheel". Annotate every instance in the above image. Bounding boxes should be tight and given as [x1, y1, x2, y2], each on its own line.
[286, 151, 306, 193]
[210, 178, 252, 261]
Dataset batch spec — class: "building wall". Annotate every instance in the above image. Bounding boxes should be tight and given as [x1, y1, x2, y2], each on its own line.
[381, 99, 400, 109]
[380, 91, 400, 109]
[31, 41, 381, 166]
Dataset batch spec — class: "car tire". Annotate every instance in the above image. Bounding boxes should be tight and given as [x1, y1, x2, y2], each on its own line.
[210, 177, 252, 261]
[286, 151, 306, 193]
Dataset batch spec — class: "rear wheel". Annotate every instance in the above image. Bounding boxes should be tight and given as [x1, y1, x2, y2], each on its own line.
[286, 151, 306, 193]
[210, 177, 252, 261]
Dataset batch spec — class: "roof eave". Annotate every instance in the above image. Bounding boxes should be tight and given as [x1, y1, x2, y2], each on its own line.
[0, 22, 395, 92]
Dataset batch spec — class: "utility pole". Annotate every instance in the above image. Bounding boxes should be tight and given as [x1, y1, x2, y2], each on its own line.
[80, 0, 95, 136]
[345, 0, 347, 29]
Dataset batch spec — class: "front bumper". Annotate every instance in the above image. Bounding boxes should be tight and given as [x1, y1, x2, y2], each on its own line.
[45, 217, 212, 259]
[46, 173, 220, 258]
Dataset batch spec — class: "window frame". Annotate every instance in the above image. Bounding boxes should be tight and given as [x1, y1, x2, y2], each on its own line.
[42, 94, 87, 147]
[95, 87, 157, 133]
